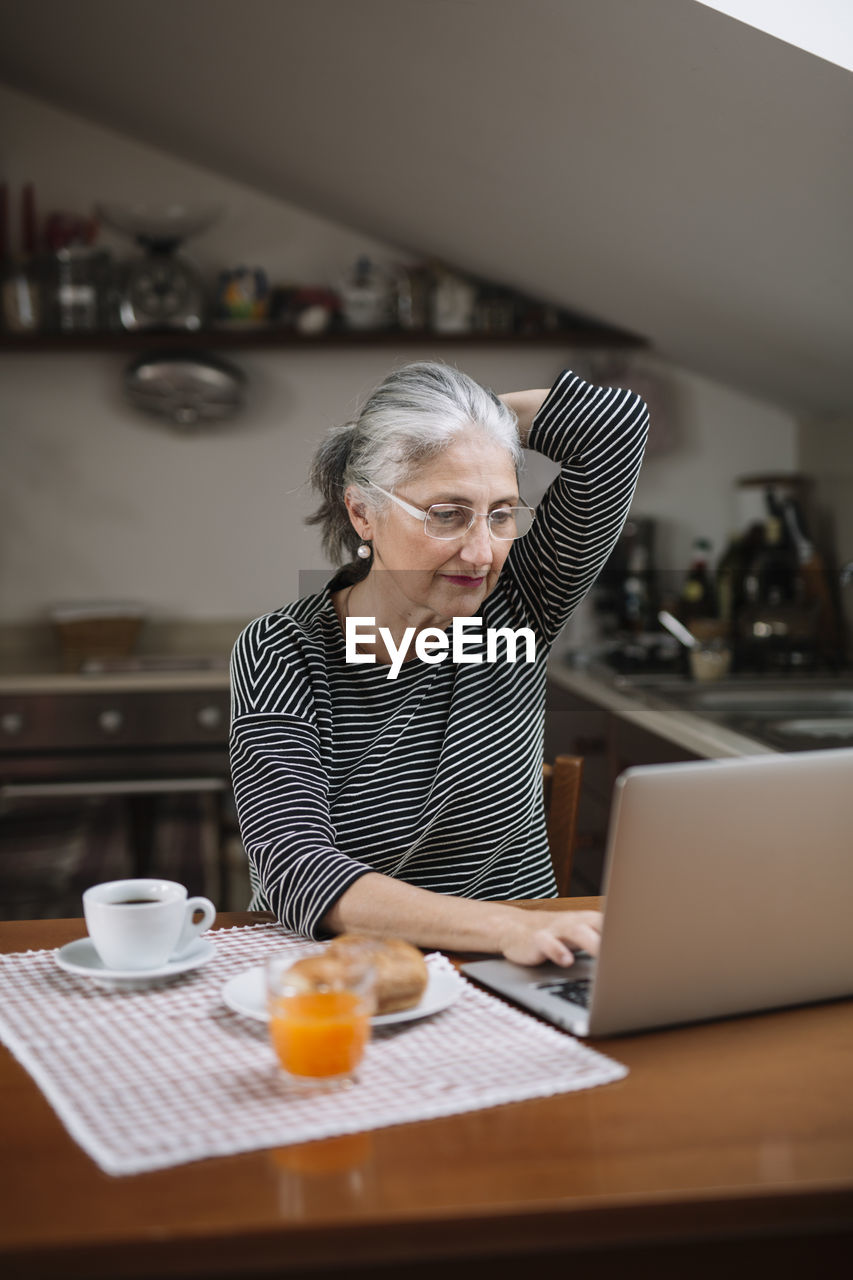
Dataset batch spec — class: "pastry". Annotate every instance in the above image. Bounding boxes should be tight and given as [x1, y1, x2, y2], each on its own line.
[329, 934, 429, 1014]
[283, 935, 428, 1014]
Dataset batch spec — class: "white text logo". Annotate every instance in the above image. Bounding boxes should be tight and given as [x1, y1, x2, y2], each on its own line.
[345, 616, 536, 679]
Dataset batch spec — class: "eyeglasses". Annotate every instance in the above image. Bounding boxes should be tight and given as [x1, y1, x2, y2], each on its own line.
[358, 479, 536, 541]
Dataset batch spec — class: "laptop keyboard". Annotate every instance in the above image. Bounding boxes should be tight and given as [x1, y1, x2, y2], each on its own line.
[535, 976, 592, 1009]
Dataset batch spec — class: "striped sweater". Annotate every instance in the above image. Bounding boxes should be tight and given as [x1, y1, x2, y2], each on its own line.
[230, 370, 649, 936]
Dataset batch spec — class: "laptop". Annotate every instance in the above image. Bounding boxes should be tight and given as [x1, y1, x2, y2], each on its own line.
[462, 747, 853, 1037]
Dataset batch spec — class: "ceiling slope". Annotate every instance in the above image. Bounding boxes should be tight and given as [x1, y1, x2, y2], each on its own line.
[0, 0, 851, 414]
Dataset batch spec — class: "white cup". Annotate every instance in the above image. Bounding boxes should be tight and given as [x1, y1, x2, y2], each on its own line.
[83, 878, 216, 971]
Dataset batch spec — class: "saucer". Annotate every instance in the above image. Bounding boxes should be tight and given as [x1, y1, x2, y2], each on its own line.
[55, 937, 215, 989]
[223, 963, 462, 1027]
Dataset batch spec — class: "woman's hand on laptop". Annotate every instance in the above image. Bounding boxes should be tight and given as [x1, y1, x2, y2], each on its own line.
[499, 909, 603, 967]
[322, 874, 601, 967]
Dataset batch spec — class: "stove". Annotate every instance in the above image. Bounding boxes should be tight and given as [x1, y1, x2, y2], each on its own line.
[0, 680, 237, 918]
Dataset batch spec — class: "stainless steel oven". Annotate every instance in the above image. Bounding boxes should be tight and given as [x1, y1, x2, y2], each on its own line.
[0, 685, 242, 918]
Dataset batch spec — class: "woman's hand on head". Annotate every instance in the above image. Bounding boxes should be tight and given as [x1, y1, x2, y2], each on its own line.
[497, 389, 551, 446]
[498, 909, 603, 967]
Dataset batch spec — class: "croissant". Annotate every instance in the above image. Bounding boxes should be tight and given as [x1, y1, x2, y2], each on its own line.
[284, 935, 428, 1014]
[329, 934, 429, 1013]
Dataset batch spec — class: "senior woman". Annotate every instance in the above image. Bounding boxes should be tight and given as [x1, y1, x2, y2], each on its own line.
[230, 362, 648, 967]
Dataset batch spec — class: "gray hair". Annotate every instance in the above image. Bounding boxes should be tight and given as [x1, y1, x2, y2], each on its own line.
[307, 361, 522, 569]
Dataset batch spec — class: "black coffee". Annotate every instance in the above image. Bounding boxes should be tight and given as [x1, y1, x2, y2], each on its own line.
[114, 897, 160, 905]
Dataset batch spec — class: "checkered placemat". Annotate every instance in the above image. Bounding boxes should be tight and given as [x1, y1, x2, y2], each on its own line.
[0, 924, 627, 1176]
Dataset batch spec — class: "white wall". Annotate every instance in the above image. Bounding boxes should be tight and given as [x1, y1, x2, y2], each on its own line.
[1, 346, 585, 620]
[628, 356, 799, 572]
[2, 3, 851, 415]
[0, 81, 403, 285]
[0, 84, 801, 625]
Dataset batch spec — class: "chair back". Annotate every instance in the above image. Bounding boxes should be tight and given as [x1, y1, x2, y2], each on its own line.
[542, 755, 583, 896]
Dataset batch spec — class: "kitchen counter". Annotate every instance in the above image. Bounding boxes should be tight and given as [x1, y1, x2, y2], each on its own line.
[0, 618, 242, 695]
[0, 668, 231, 695]
[0, 616, 845, 758]
[547, 656, 779, 758]
[548, 653, 853, 757]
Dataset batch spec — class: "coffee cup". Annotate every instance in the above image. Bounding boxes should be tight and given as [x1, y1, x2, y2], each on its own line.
[83, 878, 216, 971]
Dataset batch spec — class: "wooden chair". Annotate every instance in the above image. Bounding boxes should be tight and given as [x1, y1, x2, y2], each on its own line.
[542, 755, 584, 897]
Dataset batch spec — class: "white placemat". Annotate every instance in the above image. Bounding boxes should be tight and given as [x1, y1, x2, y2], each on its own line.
[0, 924, 627, 1176]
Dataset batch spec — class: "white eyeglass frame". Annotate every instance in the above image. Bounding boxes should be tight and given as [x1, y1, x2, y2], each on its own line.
[356, 478, 535, 541]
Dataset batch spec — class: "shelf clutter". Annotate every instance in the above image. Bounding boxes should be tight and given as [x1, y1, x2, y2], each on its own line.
[1, 187, 646, 353]
[0, 324, 645, 353]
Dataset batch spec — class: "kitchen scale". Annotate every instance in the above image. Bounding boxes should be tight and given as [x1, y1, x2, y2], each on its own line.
[97, 202, 219, 331]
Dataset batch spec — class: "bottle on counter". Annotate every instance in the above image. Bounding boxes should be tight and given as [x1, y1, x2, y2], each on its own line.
[1, 182, 42, 333]
[744, 514, 798, 607]
[716, 523, 763, 635]
[780, 496, 843, 664]
[679, 538, 717, 624]
[736, 496, 818, 671]
[622, 540, 652, 633]
[716, 532, 741, 632]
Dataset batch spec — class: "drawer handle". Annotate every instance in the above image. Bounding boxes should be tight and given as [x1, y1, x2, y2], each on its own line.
[196, 704, 224, 730]
[1, 712, 24, 736]
[98, 709, 124, 734]
[0, 778, 226, 800]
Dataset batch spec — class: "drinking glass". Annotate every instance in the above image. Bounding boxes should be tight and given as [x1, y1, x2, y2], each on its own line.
[266, 950, 376, 1088]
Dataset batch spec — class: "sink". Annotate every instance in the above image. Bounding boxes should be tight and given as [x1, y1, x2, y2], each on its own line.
[617, 675, 853, 718]
[607, 671, 853, 749]
[686, 688, 853, 718]
[773, 717, 853, 739]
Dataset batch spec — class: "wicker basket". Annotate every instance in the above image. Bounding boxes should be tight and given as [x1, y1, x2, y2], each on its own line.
[50, 606, 145, 672]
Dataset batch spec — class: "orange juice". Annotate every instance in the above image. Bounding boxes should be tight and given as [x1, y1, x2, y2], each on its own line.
[269, 990, 370, 1078]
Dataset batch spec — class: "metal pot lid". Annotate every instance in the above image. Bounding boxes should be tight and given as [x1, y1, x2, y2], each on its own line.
[124, 350, 247, 429]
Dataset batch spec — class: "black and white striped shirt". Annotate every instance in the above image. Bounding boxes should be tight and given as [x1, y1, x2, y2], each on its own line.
[230, 371, 648, 936]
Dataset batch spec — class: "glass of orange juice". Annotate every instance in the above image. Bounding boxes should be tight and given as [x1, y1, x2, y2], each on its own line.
[266, 950, 376, 1088]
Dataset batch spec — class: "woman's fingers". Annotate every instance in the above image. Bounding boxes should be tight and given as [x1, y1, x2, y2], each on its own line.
[539, 911, 603, 958]
[534, 928, 575, 967]
[501, 909, 604, 966]
[565, 911, 603, 956]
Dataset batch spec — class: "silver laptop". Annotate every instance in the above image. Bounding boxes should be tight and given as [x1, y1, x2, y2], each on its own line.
[462, 747, 853, 1037]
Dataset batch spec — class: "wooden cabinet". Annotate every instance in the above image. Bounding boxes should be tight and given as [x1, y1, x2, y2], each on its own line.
[544, 678, 700, 894]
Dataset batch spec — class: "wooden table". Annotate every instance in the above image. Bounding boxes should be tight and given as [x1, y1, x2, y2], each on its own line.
[1, 907, 852, 1279]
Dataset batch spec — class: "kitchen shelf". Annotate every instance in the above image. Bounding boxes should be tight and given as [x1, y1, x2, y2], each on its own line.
[0, 325, 646, 354]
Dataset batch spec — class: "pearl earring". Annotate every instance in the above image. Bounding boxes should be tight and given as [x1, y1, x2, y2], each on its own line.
[356, 542, 372, 559]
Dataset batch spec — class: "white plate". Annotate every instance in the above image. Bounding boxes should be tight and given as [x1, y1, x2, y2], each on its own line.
[55, 936, 215, 989]
[223, 963, 461, 1027]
